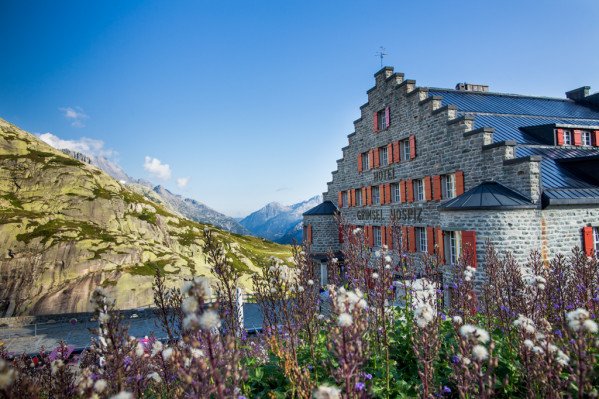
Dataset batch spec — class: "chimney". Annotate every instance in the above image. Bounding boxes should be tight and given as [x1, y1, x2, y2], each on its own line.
[565, 86, 590, 102]
[455, 82, 489, 92]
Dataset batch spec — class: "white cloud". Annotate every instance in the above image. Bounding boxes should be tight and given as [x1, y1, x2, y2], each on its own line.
[177, 177, 189, 188]
[59, 106, 88, 128]
[38, 132, 115, 158]
[144, 156, 172, 180]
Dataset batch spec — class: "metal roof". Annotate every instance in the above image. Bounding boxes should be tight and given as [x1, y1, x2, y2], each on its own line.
[303, 200, 337, 216]
[428, 89, 599, 119]
[440, 181, 536, 211]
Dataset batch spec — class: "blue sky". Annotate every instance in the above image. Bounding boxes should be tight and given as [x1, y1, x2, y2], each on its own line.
[1, 0, 598, 217]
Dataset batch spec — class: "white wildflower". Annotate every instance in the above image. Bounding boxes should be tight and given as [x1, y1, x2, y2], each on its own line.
[94, 379, 108, 393]
[452, 316, 463, 324]
[182, 297, 199, 315]
[147, 372, 162, 383]
[314, 385, 341, 399]
[50, 359, 63, 375]
[298, 286, 305, 293]
[191, 348, 204, 358]
[374, 250, 381, 257]
[384, 255, 392, 262]
[413, 303, 435, 328]
[535, 276, 546, 284]
[198, 310, 221, 331]
[352, 228, 361, 235]
[537, 284, 545, 291]
[532, 346, 544, 354]
[462, 357, 471, 365]
[459, 324, 490, 344]
[135, 342, 145, 357]
[183, 314, 199, 330]
[181, 280, 194, 295]
[583, 319, 598, 333]
[331, 258, 338, 263]
[513, 315, 536, 334]
[472, 345, 489, 361]
[337, 313, 353, 327]
[269, 287, 277, 293]
[357, 298, 368, 309]
[0, 360, 16, 389]
[307, 279, 314, 286]
[151, 341, 163, 357]
[556, 350, 570, 366]
[523, 339, 534, 349]
[162, 347, 173, 361]
[317, 314, 325, 320]
[566, 308, 590, 331]
[98, 312, 110, 324]
[110, 392, 133, 399]
[372, 272, 379, 280]
[385, 264, 391, 270]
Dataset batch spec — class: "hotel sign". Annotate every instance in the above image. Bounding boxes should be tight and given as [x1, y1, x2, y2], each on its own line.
[356, 207, 423, 222]
[373, 166, 396, 182]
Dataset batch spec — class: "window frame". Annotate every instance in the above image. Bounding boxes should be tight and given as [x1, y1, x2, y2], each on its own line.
[445, 231, 462, 265]
[342, 191, 348, 208]
[416, 227, 427, 253]
[441, 174, 456, 199]
[376, 109, 387, 131]
[582, 131, 592, 146]
[594, 227, 599, 258]
[372, 186, 380, 205]
[373, 226, 382, 247]
[356, 189, 363, 206]
[361, 151, 369, 170]
[379, 146, 388, 166]
[563, 130, 572, 145]
[391, 182, 401, 203]
[402, 139, 411, 161]
[413, 179, 424, 202]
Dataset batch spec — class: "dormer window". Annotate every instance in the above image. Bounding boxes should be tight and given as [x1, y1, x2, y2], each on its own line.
[563, 130, 572, 145]
[582, 131, 592, 146]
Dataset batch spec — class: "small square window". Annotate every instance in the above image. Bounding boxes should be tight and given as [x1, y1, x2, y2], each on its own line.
[379, 146, 388, 166]
[563, 130, 572, 145]
[373, 226, 382, 247]
[582, 131, 592, 146]
[356, 189, 363, 206]
[416, 227, 427, 252]
[391, 183, 401, 203]
[441, 174, 456, 199]
[377, 109, 387, 130]
[372, 186, 380, 204]
[413, 179, 424, 202]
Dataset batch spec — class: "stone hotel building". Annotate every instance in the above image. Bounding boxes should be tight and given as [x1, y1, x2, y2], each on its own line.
[303, 66, 599, 285]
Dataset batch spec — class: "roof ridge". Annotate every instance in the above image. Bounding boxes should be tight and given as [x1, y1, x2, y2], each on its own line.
[426, 87, 575, 102]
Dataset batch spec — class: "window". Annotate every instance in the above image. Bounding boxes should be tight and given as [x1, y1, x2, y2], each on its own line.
[342, 191, 348, 208]
[372, 186, 380, 205]
[582, 131, 592, 146]
[563, 130, 572, 145]
[379, 146, 388, 166]
[376, 109, 387, 131]
[595, 227, 599, 258]
[361, 151, 369, 170]
[402, 139, 411, 161]
[391, 183, 401, 203]
[413, 179, 424, 202]
[444, 231, 462, 265]
[373, 226, 382, 247]
[356, 189, 363, 206]
[441, 174, 456, 199]
[416, 227, 427, 252]
[320, 262, 328, 286]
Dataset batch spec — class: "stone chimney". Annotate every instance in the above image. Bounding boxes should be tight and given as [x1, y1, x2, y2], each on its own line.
[455, 83, 489, 92]
[565, 86, 590, 102]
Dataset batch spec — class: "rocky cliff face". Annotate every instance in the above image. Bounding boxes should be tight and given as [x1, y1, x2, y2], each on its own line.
[0, 119, 292, 316]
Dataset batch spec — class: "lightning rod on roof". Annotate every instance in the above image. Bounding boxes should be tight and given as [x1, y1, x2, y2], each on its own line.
[375, 46, 387, 68]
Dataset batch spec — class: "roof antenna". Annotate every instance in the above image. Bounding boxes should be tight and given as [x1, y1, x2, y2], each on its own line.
[375, 46, 387, 68]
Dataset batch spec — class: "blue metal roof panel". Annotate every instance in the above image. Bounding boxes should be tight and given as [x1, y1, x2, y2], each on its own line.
[429, 89, 599, 119]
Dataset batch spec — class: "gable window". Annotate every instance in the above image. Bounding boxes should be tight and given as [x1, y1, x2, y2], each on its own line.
[402, 139, 411, 161]
[342, 191, 348, 208]
[413, 179, 424, 202]
[373, 226, 382, 247]
[441, 174, 456, 199]
[563, 130, 572, 145]
[444, 231, 462, 265]
[391, 183, 401, 203]
[582, 131, 592, 146]
[361, 151, 370, 170]
[416, 227, 427, 252]
[379, 146, 388, 166]
[372, 186, 380, 205]
[356, 189, 363, 206]
[376, 109, 387, 131]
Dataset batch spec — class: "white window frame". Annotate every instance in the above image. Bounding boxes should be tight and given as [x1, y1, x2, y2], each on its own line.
[445, 231, 462, 265]
[392, 183, 401, 203]
[402, 139, 411, 161]
[373, 226, 382, 247]
[582, 131, 592, 146]
[379, 146, 388, 166]
[342, 191, 348, 208]
[356, 189, 362, 206]
[377, 109, 387, 130]
[372, 186, 380, 204]
[320, 262, 328, 286]
[563, 130, 572, 145]
[414, 179, 424, 202]
[594, 227, 599, 258]
[442, 174, 456, 199]
[416, 227, 427, 252]
[361, 151, 369, 170]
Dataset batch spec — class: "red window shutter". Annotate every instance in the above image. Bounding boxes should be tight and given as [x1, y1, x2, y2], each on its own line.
[385, 183, 391, 204]
[435, 227, 445, 264]
[352, 189, 357, 207]
[374, 148, 380, 168]
[368, 149, 374, 169]
[379, 184, 385, 205]
[387, 225, 393, 249]
[408, 227, 416, 253]
[409, 134, 416, 159]
[385, 107, 390, 128]
[433, 175, 442, 201]
[583, 226, 594, 256]
[424, 176, 432, 201]
[373, 112, 378, 132]
[593, 130, 599, 147]
[461, 230, 477, 267]
[401, 226, 408, 252]
[307, 224, 313, 244]
[387, 143, 393, 163]
[362, 187, 367, 206]
[367, 186, 372, 205]
[338, 191, 343, 207]
[455, 171, 465, 196]
[400, 180, 406, 203]
[427, 226, 435, 255]
[573, 129, 582, 146]
[338, 225, 344, 243]
[556, 129, 564, 145]
[393, 141, 400, 163]
[381, 226, 387, 246]
[368, 226, 374, 247]
[407, 179, 414, 203]
[357, 153, 363, 173]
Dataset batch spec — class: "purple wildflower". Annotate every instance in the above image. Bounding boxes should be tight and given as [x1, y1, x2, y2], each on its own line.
[355, 382, 365, 391]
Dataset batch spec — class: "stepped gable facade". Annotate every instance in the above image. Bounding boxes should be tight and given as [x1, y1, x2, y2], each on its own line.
[303, 66, 599, 286]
